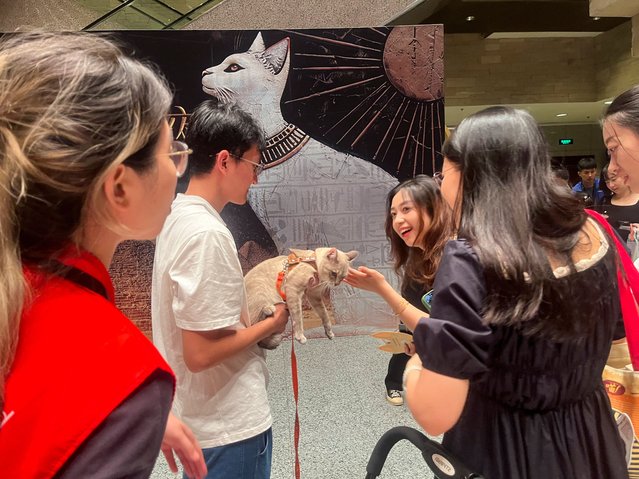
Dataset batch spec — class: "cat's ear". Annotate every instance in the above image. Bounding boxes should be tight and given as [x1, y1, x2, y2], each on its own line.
[262, 37, 290, 75]
[326, 247, 337, 261]
[345, 250, 359, 262]
[247, 32, 266, 54]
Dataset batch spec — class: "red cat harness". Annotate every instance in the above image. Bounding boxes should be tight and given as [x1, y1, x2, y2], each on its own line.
[0, 250, 174, 478]
[275, 252, 316, 301]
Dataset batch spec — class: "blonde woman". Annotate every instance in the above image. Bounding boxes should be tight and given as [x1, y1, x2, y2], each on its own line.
[0, 32, 204, 478]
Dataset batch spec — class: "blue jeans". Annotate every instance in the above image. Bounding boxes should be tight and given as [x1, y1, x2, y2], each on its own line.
[193, 428, 272, 479]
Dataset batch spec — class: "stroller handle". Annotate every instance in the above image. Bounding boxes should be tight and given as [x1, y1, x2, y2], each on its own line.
[364, 426, 484, 479]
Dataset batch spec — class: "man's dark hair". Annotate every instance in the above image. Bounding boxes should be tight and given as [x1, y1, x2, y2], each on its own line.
[553, 165, 570, 182]
[185, 99, 265, 177]
[577, 157, 597, 171]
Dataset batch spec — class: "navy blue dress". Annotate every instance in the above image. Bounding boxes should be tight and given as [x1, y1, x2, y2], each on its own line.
[413, 240, 628, 479]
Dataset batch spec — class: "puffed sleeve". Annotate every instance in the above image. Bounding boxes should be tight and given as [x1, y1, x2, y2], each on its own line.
[413, 240, 494, 380]
[169, 229, 245, 331]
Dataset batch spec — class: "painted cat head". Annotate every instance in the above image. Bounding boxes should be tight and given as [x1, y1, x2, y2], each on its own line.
[201, 32, 290, 109]
[290, 247, 359, 287]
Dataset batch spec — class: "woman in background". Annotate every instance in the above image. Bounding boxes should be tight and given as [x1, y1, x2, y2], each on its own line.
[604, 84, 639, 189]
[599, 162, 639, 242]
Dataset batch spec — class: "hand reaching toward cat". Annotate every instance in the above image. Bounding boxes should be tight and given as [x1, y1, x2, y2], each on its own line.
[344, 266, 389, 294]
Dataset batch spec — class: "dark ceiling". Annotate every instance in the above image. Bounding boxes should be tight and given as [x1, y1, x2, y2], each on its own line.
[391, 0, 628, 36]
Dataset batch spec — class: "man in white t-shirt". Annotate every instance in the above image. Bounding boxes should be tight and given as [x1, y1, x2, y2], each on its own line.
[152, 100, 288, 479]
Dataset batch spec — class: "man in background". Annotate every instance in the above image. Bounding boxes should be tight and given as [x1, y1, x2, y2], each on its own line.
[572, 157, 604, 205]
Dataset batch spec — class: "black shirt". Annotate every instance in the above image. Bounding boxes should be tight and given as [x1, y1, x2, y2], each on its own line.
[598, 201, 639, 241]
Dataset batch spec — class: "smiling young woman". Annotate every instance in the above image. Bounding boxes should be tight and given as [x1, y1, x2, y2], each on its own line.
[344, 175, 453, 405]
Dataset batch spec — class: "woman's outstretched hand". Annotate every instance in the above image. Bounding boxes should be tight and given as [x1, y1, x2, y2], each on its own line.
[344, 266, 389, 294]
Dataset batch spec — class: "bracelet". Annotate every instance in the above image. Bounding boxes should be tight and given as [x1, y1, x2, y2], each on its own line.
[393, 298, 409, 316]
[402, 365, 423, 390]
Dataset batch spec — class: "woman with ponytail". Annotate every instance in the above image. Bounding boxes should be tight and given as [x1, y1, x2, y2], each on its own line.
[0, 32, 204, 478]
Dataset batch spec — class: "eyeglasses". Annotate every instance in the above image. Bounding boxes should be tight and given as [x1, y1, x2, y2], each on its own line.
[433, 165, 457, 186]
[230, 153, 265, 176]
[167, 108, 189, 140]
[167, 140, 192, 178]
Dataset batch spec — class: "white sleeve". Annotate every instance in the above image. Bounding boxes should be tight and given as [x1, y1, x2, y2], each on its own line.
[169, 229, 244, 331]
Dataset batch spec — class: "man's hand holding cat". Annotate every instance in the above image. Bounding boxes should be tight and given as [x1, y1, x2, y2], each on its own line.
[266, 302, 289, 335]
[344, 266, 389, 294]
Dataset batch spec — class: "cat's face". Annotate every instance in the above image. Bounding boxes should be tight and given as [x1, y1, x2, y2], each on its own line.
[314, 247, 359, 286]
[201, 33, 290, 108]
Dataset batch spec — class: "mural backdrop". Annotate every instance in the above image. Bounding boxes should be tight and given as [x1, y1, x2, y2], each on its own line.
[109, 26, 445, 339]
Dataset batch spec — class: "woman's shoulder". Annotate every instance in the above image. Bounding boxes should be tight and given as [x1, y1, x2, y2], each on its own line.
[443, 238, 478, 260]
[551, 218, 613, 278]
[438, 239, 485, 281]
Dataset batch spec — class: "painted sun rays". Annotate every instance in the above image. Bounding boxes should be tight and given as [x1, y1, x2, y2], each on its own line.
[282, 26, 445, 180]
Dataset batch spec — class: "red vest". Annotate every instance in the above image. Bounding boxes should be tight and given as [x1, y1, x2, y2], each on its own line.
[0, 250, 174, 478]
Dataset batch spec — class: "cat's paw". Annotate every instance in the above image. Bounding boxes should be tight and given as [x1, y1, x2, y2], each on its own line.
[259, 333, 283, 350]
[259, 305, 277, 321]
[325, 329, 335, 340]
[295, 333, 307, 345]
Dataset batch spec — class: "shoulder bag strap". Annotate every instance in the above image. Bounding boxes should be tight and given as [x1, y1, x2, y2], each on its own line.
[587, 209, 639, 369]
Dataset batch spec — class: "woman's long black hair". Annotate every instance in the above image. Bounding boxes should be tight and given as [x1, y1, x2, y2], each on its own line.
[442, 106, 602, 339]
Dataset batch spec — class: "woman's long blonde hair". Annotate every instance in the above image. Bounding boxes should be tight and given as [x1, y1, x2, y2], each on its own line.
[0, 32, 172, 409]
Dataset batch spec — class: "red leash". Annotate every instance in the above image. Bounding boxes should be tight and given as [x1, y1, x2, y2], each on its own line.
[275, 253, 306, 478]
[290, 335, 301, 479]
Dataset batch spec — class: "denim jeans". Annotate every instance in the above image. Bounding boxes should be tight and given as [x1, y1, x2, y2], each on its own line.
[192, 428, 272, 479]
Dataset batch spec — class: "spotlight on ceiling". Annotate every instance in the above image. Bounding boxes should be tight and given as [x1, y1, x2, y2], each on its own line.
[556, 113, 568, 117]
[593, 16, 601, 21]
[466, 16, 475, 22]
